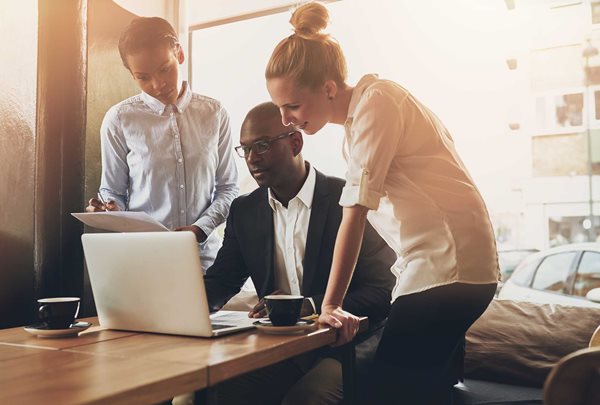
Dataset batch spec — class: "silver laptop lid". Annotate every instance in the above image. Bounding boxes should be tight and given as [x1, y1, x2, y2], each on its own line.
[82, 232, 217, 337]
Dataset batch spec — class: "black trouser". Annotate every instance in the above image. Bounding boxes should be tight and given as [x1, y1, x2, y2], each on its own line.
[370, 282, 497, 405]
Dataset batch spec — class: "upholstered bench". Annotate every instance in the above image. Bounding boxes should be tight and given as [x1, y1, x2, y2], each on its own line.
[456, 299, 600, 405]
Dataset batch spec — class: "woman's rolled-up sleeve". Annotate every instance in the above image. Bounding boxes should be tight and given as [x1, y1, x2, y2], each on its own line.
[340, 86, 405, 210]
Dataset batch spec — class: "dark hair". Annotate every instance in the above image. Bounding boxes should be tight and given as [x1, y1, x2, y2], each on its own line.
[118, 17, 178, 69]
[241, 102, 282, 135]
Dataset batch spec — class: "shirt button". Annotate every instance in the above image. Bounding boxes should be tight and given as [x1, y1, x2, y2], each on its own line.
[178, 158, 183, 163]
[180, 184, 184, 189]
[180, 210, 185, 214]
[175, 134, 179, 139]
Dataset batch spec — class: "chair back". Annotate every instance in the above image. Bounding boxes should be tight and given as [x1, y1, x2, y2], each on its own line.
[589, 325, 600, 348]
[543, 347, 600, 405]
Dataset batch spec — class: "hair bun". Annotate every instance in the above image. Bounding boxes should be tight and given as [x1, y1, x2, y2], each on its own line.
[290, 2, 329, 39]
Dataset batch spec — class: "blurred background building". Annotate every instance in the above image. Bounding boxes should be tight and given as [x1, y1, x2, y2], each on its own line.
[499, 0, 600, 249]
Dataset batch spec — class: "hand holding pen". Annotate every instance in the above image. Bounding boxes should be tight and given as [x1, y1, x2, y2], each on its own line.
[85, 193, 118, 212]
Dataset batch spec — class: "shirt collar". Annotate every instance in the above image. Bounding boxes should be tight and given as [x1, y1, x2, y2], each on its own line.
[140, 81, 192, 115]
[345, 74, 379, 124]
[268, 163, 316, 211]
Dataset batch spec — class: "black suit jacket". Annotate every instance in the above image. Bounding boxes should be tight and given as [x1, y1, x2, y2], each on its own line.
[204, 169, 396, 323]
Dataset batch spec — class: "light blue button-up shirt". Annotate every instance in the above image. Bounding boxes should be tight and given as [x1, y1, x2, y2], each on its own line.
[99, 82, 239, 270]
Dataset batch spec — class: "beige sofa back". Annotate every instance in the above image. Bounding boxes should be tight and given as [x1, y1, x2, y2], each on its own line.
[465, 299, 600, 387]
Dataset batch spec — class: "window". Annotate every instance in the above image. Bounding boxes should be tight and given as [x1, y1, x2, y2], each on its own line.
[531, 252, 577, 293]
[190, 11, 346, 195]
[536, 91, 584, 132]
[549, 216, 598, 246]
[573, 251, 600, 296]
[592, 0, 600, 25]
[190, 1, 536, 197]
[556, 93, 584, 126]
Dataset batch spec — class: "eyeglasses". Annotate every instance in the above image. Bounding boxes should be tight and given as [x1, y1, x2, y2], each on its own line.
[234, 131, 297, 158]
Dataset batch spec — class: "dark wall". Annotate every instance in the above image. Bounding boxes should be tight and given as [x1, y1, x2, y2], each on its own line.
[35, 0, 88, 312]
[1, 0, 88, 328]
[0, 1, 38, 328]
[86, 0, 139, 195]
[82, 0, 139, 315]
[0, 0, 165, 328]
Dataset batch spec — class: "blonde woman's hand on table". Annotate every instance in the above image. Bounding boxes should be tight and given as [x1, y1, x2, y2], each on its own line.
[319, 304, 360, 347]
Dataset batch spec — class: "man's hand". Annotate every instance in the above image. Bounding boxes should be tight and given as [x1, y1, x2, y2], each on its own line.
[85, 197, 119, 212]
[249, 290, 315, 318]
[319, 304, 359, 347]
[174, 225, 207, 243]
[249, 289, 283, 318]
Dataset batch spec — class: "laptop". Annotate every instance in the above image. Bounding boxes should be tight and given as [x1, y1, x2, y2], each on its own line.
[81, 231, 256, 337]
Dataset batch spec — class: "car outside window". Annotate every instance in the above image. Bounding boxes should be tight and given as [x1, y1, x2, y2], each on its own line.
[531, 252, 577, 293]
[573, 251, 600, 297]
[510, 258, 540, 287]
[498, 249, 539, 282]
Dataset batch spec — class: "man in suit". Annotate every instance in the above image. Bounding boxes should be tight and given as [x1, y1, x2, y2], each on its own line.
[203, 101, 396, 405]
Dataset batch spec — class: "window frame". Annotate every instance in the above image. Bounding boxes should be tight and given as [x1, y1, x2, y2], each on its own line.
[572, 249, 600, 297]
[187, 0, 341, 91]
[588, 84, 600, 128]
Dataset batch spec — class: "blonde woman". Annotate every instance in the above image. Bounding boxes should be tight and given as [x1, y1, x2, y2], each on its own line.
[265, 2, 499, 403]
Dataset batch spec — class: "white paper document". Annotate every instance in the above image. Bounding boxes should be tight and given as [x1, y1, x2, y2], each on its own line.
[71, 211, 169, 232]
[209, 310, 257, 326]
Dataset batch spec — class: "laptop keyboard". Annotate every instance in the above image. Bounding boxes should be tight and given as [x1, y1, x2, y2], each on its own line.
[211, 323, 235, 330]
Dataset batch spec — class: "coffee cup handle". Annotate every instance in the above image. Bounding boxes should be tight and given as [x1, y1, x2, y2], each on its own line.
[38, 304, 50, 322]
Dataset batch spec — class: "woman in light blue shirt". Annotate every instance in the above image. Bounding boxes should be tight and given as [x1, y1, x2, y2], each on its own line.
[87, 17, 238, 270]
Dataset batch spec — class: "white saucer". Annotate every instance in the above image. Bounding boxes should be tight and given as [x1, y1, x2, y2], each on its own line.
[253, 319, 316, 334]
[23, 321, 92, 338]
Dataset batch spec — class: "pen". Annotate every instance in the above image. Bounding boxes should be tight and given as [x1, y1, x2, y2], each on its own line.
[97, 193, 110, 211]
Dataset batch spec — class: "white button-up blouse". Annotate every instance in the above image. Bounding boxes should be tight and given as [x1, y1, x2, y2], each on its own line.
[99, 82, 238, 270]
[340, 74, 499, 300]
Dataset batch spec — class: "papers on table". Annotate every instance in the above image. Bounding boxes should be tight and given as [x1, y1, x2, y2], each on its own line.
[71, 211, 169, 232]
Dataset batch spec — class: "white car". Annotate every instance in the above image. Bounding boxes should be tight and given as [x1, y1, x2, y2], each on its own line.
[498, 243, 600, 308]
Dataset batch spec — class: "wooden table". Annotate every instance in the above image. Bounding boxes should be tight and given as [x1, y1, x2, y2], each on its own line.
[0, 316, 367, 404]
[0, 344, 205, 405]
[0, 317, 135, 350]
[67, 322, 339, 385]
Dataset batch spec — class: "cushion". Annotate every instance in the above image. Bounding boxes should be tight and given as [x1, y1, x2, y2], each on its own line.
[464, 299, 600, 387]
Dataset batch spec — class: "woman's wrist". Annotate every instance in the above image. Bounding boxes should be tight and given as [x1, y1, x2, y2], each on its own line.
[321, 303, 342, 312]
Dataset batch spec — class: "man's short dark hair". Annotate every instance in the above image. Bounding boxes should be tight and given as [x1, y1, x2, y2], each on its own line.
[118, 17, 178, 70]
[241, 102, 281, 134]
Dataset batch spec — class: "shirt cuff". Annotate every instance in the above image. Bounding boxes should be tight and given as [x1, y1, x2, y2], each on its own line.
[192, 219, 213, 244]
[339, 185, 383, 210]
[99, 190, 127, 211]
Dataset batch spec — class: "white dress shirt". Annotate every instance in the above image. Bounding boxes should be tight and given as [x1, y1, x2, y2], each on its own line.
[340, 74, 499, 301]
[268, 165, 317, 311]
[99, 82, 239, 270]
